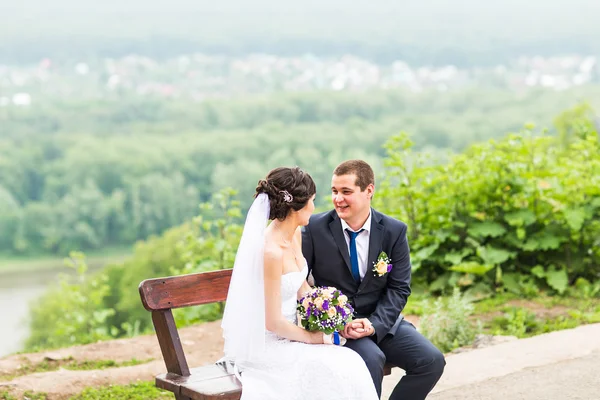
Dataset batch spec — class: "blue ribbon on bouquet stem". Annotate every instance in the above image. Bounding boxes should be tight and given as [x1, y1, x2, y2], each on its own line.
[333, 331, 340, 345]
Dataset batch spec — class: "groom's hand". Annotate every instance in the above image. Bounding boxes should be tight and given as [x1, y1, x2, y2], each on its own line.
[342, 318, 374, 339]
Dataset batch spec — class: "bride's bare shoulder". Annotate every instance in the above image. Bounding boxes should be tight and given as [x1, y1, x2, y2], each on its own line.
[263, 240, 284, 261]
[263, 242, 283, 277]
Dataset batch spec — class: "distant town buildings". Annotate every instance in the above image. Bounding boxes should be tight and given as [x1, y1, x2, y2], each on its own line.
[0, 53, 597, 106]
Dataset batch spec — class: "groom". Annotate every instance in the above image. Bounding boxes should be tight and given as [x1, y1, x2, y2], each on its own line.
[302, 160, 445, 400]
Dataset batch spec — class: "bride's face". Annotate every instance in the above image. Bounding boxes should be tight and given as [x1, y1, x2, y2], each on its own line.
[295, 194, 315, 226]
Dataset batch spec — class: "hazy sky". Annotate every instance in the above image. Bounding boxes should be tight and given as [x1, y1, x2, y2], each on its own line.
[2, 0, 598, 40]
[1, 0, 598, 65]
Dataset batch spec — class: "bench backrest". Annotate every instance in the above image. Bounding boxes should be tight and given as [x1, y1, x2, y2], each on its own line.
[139, 268, 233, 311]
[138, 268, 233, 377]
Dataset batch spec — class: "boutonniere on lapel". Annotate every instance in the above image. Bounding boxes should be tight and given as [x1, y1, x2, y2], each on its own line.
[373, 251, 392, 277]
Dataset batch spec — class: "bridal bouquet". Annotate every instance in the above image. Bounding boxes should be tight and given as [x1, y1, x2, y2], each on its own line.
[297, 286, 354, 337]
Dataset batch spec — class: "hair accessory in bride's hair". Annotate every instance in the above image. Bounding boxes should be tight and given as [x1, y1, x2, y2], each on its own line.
[280, 190, 293, 203]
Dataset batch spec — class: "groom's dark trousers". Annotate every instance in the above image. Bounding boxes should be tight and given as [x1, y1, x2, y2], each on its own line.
[345, 319, 444, 399]
[303, 209, 445, 400]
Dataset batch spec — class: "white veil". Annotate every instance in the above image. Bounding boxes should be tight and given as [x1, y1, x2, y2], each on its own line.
[221, 193, 270, 367]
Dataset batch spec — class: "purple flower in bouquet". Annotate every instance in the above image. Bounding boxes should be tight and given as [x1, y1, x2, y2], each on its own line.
[297, 286, 354, 335]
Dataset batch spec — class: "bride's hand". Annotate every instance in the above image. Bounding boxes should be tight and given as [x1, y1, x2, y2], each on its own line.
[307, 331, 326, 344]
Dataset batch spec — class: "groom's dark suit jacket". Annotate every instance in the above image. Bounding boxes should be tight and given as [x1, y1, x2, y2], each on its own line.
[302, 208, 412, 344]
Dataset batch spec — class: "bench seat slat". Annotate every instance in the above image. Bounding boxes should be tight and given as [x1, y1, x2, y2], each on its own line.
[156, 364, 242, 400]
[181, 375, 242, 400]
[156, 364, 234, 392]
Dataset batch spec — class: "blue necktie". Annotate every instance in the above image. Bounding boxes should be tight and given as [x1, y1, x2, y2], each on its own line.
[346, 228, 364, 284]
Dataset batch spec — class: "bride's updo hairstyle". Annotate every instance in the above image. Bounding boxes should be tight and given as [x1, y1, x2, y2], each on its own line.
[255, 167, 316, 221]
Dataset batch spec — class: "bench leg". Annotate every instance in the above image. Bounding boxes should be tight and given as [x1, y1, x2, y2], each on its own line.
[175, 394, 192, 400]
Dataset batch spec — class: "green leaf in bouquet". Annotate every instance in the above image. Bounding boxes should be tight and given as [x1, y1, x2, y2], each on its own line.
[467, 221, 506, 238]
[449, 262, 494, 275]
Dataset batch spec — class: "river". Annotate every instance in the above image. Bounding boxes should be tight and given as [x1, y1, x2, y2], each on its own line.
[0, 262, 111, 358]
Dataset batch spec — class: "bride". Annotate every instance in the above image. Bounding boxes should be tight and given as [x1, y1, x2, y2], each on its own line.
[221, 166, 379, 400]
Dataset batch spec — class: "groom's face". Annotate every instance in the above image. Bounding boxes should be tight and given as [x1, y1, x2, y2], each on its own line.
[331, 173, 373, 226]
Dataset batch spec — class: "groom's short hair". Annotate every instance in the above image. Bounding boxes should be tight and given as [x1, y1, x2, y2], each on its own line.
[333, 160, 375, 191]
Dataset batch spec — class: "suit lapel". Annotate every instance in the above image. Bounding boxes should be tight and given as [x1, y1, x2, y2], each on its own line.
[359, 209, 385, 290]
[328, 215, 353, 278]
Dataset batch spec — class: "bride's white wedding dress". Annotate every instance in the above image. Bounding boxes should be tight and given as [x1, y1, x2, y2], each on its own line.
[238, 263, 379, 400]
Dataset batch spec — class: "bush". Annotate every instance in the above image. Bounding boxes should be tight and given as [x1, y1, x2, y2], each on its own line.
[25, 252, 117, 351]
[418, 288, 480, 352]
[376, 104, 600, 296]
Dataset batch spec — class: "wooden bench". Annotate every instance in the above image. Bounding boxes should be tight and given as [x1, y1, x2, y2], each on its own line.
[139, 268, 394, 400]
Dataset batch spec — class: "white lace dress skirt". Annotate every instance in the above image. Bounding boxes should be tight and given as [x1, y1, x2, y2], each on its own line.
[239, 336, 379, 400]
[238, 266, 378, 400]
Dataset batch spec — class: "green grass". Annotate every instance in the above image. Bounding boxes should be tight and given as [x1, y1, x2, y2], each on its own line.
[1, 391, 47, 400]
[473, 294, 600, 315]
[407, 291, 600, 341]
[68, 381, 171, 400]
[410, 290, 600, 353]
[482, 298, 600, 338]
[0, 357, 153, 382]
[466, 294, 600, 338]
[0, 246, 131, 274]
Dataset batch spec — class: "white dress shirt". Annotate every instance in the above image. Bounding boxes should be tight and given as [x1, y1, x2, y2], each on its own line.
[340, 210, 372, 280]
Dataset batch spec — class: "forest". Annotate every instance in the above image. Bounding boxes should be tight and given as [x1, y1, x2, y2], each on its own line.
[2, 87, 599, 255]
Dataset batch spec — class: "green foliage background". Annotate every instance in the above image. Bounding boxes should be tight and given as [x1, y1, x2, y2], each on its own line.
[22, 103, 600, 351]
[2, 87, 600, 256]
